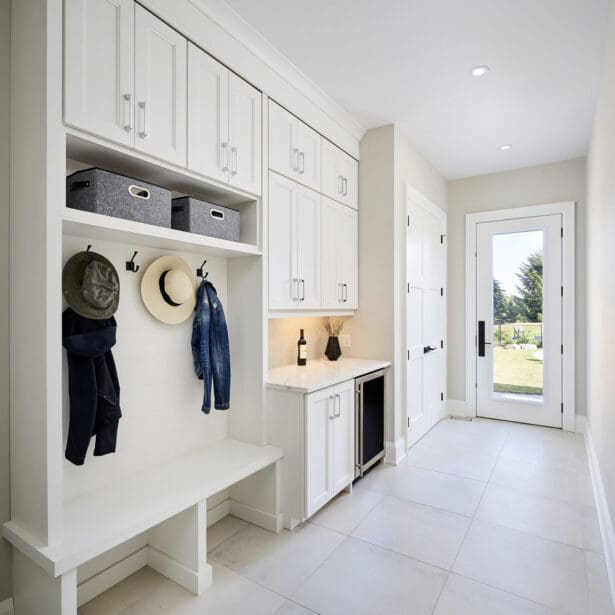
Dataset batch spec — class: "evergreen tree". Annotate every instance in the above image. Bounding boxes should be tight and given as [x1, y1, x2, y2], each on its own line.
[493, 279, 507, 323]
[515, 250, 543, 322]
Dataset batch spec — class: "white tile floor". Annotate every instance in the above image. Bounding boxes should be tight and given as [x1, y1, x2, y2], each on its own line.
[80, 418, 614, 615]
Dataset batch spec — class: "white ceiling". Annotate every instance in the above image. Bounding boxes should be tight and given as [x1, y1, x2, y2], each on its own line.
[224, 0, 610, 179]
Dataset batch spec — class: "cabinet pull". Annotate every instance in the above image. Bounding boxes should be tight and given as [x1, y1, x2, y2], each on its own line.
[299, 151, 305, 174]
[123, 93, 133, 132]
[220, 142, 229, 172]
[342, 177, 348, 196]
[329, 395, 336, 419]
[292, 148, 299, 172]
[338, 175, 344, 195]
[231, 146, 238, 176]
[342, 283, 348, 302]
[138, 101, 148, 138]
[335, 394, 341, 417]
[300, 278, 305, 302]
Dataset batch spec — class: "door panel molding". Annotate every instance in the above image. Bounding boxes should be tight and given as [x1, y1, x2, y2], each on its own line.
[464, 201, 576, 431]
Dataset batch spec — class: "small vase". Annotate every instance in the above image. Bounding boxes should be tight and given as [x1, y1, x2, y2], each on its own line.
[325, 336, 342, 361]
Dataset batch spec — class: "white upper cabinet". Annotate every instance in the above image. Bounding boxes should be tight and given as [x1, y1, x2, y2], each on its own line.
[134, 5, 187, 167]
[64, 0, 135, 147]
[187, 43, 229, 184]
[322, 140, 358, 210]
[296, 185, 322, 309]
[322, 197, 358, 310]
[269, 101, 321, 192]
[228, 74, 262, 195]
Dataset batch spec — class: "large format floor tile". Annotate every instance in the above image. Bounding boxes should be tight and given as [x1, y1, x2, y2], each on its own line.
[385, 464, 486, 516]
[433, 573, 561, 615]
[586, 551, 615, 615]
[207, 515, 248, 552]
[352, 495, 470, 569]
[476, 482, 584, 547]
[453, 519, 589, 615]
[291, 537, 448, 615]
[209, 522, 345, 597]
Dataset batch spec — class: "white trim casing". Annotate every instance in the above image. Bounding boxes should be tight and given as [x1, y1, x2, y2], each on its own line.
[585, 425, 615, 609]
[384, 439, 406, 466]
[464, 202, 576, 431]
[446, 399, 468, 418]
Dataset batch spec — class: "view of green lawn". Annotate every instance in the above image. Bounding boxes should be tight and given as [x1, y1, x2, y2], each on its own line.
[493, 323, 543, 344]
[493, 347, 543, 396]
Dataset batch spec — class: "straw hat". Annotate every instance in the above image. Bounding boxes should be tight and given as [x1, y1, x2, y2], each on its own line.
[63, 251, 120, 320]
[140, 255, 196, 324]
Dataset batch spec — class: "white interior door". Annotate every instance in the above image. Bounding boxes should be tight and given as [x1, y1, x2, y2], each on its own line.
[187, 43, 229, 183]
[64, 0, 134, 146]
[134, 5, 187, 166]
[476, 215, 562, 427]
[407, 195, 445, 447]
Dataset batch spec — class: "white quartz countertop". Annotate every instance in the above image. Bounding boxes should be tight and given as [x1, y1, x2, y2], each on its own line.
[266, 358, 391, 393]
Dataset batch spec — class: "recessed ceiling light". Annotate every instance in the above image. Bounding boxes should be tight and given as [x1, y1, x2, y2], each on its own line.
[499, 144, 512, 151]
[471, 65, 490, 77]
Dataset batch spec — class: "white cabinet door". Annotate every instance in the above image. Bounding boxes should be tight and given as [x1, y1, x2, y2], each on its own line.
[337, 205, 358, 309]
[64, 0, 134, 146]
[339, 153, 358, 210]
[306, 387, 334, 517]
[229, 74, 262, 195]
[321, 140, 358, 209]
[321, 197, 342, 309]
[296, 186, 322, 309]
[332, 380, 355, 493]
[297, 121, 321, 192]
[269, 172, 298, 309]
[134, 5, 186, 166]
[269, 101, 298, 180]
[321, 139, 342, 203]
[187, 43, 229, 183]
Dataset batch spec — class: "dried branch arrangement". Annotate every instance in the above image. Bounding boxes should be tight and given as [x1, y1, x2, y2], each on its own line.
[324, 317, 345, 336]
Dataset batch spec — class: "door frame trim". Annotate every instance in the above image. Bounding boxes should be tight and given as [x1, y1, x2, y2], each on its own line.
[405, 185, 447, 449]
[464, 201, 576, 431]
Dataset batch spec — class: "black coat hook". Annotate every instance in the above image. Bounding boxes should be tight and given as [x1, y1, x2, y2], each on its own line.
[196, 259, 208, 279]
[126, 251, 140, 273]
[86, 244, 92, 252]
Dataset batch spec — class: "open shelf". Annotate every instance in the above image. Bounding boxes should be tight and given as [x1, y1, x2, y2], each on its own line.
[63, 207, 262, 258]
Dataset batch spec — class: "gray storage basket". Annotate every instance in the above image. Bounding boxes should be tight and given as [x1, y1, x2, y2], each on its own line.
[66, 168, 172, 228]
[172, 197, 240, 242]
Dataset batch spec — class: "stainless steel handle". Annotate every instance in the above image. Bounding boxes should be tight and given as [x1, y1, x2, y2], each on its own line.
[292, 148, 299, 172]
[300, 279, 305, 302]
[231, 147, 238, 176]
[329, 395, 336, 419]
[338, 175, 344, 195]
[335, 393, 341, 417]
[299, 151, 305, 174]
[343, 177, 348, 196]
[138, 101, 148, 138]
[123, 93, 133, 132]
[342, 283, 348, 302]
[220, 142, 229, 172]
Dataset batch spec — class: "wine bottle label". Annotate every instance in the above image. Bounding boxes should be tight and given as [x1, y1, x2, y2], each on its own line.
[299, 345, 307, 360]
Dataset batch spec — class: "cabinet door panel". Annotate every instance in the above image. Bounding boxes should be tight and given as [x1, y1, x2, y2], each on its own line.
[297, 122, 321, 192]
[134, 5, 187, 166]
[269, 101, 298, 181]
[187, 43, 229, 183]
[321, 139, 342, 203]
[296, 186, 322, 309]
[337, 205, 358, 309]
[64, 0, 134, 146]
[306, 388, 334, 517]
[321, 197, 341, 309]
[229, 74, 262, 195]
[332, 380, 355, 492]
[269, 173, 298, 309]
[340, 154, 358, 210]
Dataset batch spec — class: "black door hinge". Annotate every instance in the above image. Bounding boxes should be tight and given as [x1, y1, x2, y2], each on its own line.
[408, 417, 410, 427]
[407, 349, 410, 360]
[561, 344, 564, 355]
[440, 339, 444, 349]
[440, 392, 444, 401]
[440, 288, 444, 297]
[441, 234, 446, 244]
[561, 402, 564, 414]
[561, 286, 563, 297]
[407, 215, 410, 227]
[408, 283, 410, 293]
[561, 227, 564, 238]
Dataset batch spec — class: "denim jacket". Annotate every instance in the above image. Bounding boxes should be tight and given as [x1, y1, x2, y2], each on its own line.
[191, 280, 230, 413]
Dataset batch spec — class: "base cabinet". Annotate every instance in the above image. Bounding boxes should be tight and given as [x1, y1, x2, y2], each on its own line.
[267, 379, 355, 529]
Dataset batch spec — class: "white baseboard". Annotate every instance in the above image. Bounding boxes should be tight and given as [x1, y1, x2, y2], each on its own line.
[384, 438, 406, 465]
[575, 414, 586, 434]
[229, 500, 283, 533]
[447, 399, 470, 418]
[0, 597, 14, 615]
[207, 499, 231, 528]
[585, 425, 615, 609]
[147, 546, 212, 595]
[77, 547, 148, 607]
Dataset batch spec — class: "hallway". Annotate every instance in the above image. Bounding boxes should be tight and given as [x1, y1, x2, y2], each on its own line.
[80, 418, 612, 615]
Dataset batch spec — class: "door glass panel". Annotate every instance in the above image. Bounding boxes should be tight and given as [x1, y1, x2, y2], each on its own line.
[492, 230, 544, 402]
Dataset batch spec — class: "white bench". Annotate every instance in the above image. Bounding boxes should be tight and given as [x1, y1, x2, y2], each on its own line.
[3, 439, 283, 614]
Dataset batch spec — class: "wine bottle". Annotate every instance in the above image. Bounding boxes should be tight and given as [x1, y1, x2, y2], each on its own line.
[297, 328, 307, 366]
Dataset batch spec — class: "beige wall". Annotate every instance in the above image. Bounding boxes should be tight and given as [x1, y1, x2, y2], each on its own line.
[0, 0, 11, 601]
[586, 1, 615, 521]
[446, 157, 587, 413]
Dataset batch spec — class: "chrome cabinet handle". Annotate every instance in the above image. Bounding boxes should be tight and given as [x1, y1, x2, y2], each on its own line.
[300, 279, 305, 302]
[335, 394, 341, 417]
[343, 177, 348, 196]
[338, 175, 344, 195]
[138, 101, 148, 138]
[342, 283, 348, 302]
[220, 142, 229, 172]
[123, 94, 133, 132]
[329, 395, 336, 419]
[292, 148, 299, 172]
[299, 151, 305, 174]
[231, 147, 238, 176]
